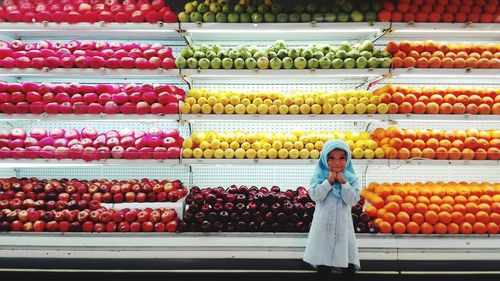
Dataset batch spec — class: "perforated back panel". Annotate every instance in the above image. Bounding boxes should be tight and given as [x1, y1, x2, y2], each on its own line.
[192, 164, 366, 190]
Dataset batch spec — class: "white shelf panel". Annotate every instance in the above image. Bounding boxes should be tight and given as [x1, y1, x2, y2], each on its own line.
[0, 233, 497, 261]
[181, 68, 388, 82]
[387, 114, 500, 123]
[0, 114, 180, 122]
[182, 158, 499, 166]
[0, 68, 180, 80]
[180, 22, 389, 43]
[0, 159, 180, 168]
[386, 23, 500, 41]
[0, 22, 181, 41]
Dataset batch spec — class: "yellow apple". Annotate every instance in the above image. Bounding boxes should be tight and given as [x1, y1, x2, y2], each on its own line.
[283, 97, 293, 106]
[224, 104, 235, 114]
[245, 148, 257, 159]
[377, 103, 388, 114]
[314, 141, 324, 150]
[198, 97, 207, 105]
[234, 148, 246, 159]
[374, 147, 385, 159]
[359, 97, 369, 105]
[180, 102, 191, 114]
[264, 99, 273, 106]
[332, 104, 344, 114]
[363, 149, 375, 159]
[352, 147, 364, 159]
[305, 97, 314, 105]
[268, 105, 279, 114]
[213, 103, 224, 114]
[230, 141, 240, 150]
[322, 103, 332, 114]
[283, 141, 294, 150]
[310, 149, 320, 159]
[294, 141, 304, 150]
[355, 103, 367, 114]
[191, 104, 202, 114]
[253, 98, 263, 106]
[257, 149, 268, 159]
[199, 141, 210, 150]
[207, 96, 218, 106]
[262, 142, 272, 150]
[182, 148, 193, 158]
[369, 95, 381, 105]
[241, 142, 251, 150]
[305, 143, 315, 151]
[234, 104, 246, 114]
[229, 95, 240, 106]
[203, 149, 214, 159]
[210, 139, 221, 149]
[220, 141, 229, 150]
[246, 104, 257, 114]
[337, 96, 347, 105]
[348, 97, 358, 105]
[182, 139, 193, 149]
[272, 140, 282, 150]
[344, 104, 355, 114]
[288, 149, 300, 159]
[299, 149, 310, 159]
[366, 103, 377, 114]
[278, 148, 288, 159]
[251, 142, 261, 150]
[267, 148, 278, 159]
[224, 148, 235, 159]
[299, 104, 311, 114]
[201, 104, 212, 114]
[214, 148, 224, 159]
[366, 139, 378, 150]
[185, 97, 196, 105]
[278, 105, 289, 114]
[219, 95, 229, 105]
[288, 104, 300, 114]
[241, 98, 251, 106]
[273, 99, 283, 107]
[293, 97, 304, 106]
[192, 148, 203, 158]
[257, 104, 269, 114]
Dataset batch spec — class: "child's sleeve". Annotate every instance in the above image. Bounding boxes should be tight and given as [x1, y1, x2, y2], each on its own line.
[340, 180, 360, 206]
[308, 179, 332, 202]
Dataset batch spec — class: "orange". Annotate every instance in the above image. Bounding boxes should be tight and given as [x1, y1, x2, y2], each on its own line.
[424, 210, 439, 225]
[383, 212, 397, 224]
[464, 213, 476, 224]
[429, 195, 443, 205]
[428, 203, 441, 213]
[404, 195, 417, 205]
[365, 205, 378, 218]
[386, 41, 399, 54]
[393, 222, 406, 234]
[460, 222, 473, 234]
[475, 211, 490, 224]
[378, 221, 392, 234]
[447, 222, 460, 234]
[417, 196, 430, 206]
[420, 222, 434, 234]
[465, 202, 479, 214]
[438, 211, 452, 224]
[400, 203, 415, 215]
[455, 195, 468, 205]
[479, 194, 493, 204]
[386, 194, 403, 205]
[473, 222, 487, 234]
[487, 222, 499, 234]
[384, 202, 400, 214]
[434, 222, 448, 234]
[406, 222, 420, 234]
[440, 203, 454, 213]
[490, 213, 500, 224]
[451, 211, 464, 224]
[396, 211, 411, 224]
[421, 148, 435, 159]
[411, 213, 425, 224]
[442, 196, 455, 205]
[377, 208, 387, 218]
[468, 195, 481, 204]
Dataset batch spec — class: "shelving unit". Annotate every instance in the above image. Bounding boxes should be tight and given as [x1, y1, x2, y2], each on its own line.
[0, 17, 499, 273]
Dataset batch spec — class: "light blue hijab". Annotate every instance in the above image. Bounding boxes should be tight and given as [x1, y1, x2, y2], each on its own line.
[310, 139, 358, 198]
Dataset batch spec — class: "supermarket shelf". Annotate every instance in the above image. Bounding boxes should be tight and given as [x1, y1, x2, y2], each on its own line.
[0, 159, 180, 168]
[0, 68, 180, 82]
[181, 113, 500, 123]
[181, 68, 388, 82]
[0, 113, 180, 122]
[0, 22, 181, 41]
[180, 22, 389, 43]
[0, 233, 498, 271]
[181, 159, 499, 166]
[387, 68, 500, 84]
[386, 22, 500, 40]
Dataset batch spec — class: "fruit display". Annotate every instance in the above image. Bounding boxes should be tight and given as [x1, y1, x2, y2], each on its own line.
[371, 126, 500, 160]
[175, 40, 391, 70]
[378, 0, 499, 23]
[0, 206, 179, 233]
[182, 129, 383, 160]
[0, 0, 177, 24]
[178, 0, 382, 23]
[386, 40, 500, 69]
[0, 82, 184, 115]
[0, 127, 183, 161]
[0, 177, 188, 207]
[180, 185, 376, 233]
[180, 88, 392, 115]
[362, 181, 499, 234]
[0, 40, 176, 70]
[373, 84, 500, 115]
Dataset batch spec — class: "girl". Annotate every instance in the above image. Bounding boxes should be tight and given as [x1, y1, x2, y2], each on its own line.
[303, 139, 361, 277]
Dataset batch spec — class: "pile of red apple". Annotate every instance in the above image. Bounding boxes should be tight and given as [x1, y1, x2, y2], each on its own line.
[0, 0, 177, 24]
[0, 82, 184, 115]
[180, 185, 376, 233]
[387, 40, 500, 69]
[378, 0, 499, 23]
[0, 127, 183, 161]
[0, 40, 176, 70]
[0, 206, 179, 232]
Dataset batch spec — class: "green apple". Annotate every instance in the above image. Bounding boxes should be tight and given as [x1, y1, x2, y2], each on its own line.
[269, 57, 282, 69]
[343, 58, 355, 69]
[360, 40, 374, 52]
[240, 13, 250, 23]
[234, 4, 245, 14]
[301, 49, 313, 60]
[371, 2, 382, 12]
[368, 57, 381, 68]
[312, 13, 324, 22]
[293, 4, 304, 13]
[300, 13, 311, 22]
[209, 3, 221, 13]
[267, 51, 277, 59]
[257, 57, 269, 69]
[215, 12, 227, 22]
[306, 3, 317, 13]
[197, 3, 208, 13]
[350, 10, 364, 22]
[222, 4, 232, 13]
[319, 57, 331, 69]
[216, 50, 227, 59]
[222, 58, 233, 69]
[341, 3, 354, 13]
[178, 12, 190, 22]
[277, 49, 288, 59]
[240, 50, 252, 60]
[180, 47, 193, 58]
[335, 50, 347, 59]
[325, 52, 336, 60]
[257, 4, 268, 14]
[264, 13, 276, 22]
[271, 4, 283, 14]
[288, 48, 300, 59]
[234, 58, 245, 69]
[198, 58, 210, 69]
[184, 2, 195, 13]
[193, 51, 205, 60]
[246, 5, 256, 14]
[365, 11, 377, 22]
[245, 58, 257, 69]
[228, 49, 240, 60]
[294, 57, 307, 69]
[206, 51, 216, 60]
[339, 42, 352, 52]
[356, 56, 368, 69]
[380, 57, 391, 68]
[212, 44, 222, 53]
[187, 57, 198, 69]
[282, 57, 293, 69]
[276, 13, 288, 23]
[253, 50, 266, 59]
[210, 58, 222, 69]
[175, 57, 187, 69]
[307, 58, 319, 69]
[347, 50, 360, 59]
[288, 13, 300, 22]
[251, 12, 263, 23]
[313, 51, 324, 60]
[228, 13, 239, 23]
[203, 11, 216, 22]
[360, 50, 372, 59]
[190, 12, 203, 22]
[337, 12, 349, 22]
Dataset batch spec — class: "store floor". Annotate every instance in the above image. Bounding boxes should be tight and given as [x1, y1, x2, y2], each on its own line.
[3, 272, 500, 281]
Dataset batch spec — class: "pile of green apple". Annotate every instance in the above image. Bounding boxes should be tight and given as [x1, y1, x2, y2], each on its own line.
[178, 0, 382, 23]
[181, 129, 384, 160]
[176, 40, 391, 70]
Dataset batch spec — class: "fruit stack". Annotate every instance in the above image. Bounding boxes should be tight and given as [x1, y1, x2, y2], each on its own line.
[0, 40, 176, 70]
[175, 40, 391, 70]
[373, 84, 499, 115]
[362, 182, 499, 234]
[0, 177, 185, 232]
[372, 126, 500, 160]
[0, 82, 184, 115]
[386, 40, 500, 69]
[0, 127, 183, 161]
[181, 130, 382, 160]
[180, 185, 375, 233]
[178, 0, 382, 23]
[0, 0, 177, 23]
[378, 0, 499, 23]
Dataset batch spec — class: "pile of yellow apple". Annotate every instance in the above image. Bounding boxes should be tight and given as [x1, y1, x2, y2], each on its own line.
[182, 129, 384, 160]
[180, 88, 391, 115]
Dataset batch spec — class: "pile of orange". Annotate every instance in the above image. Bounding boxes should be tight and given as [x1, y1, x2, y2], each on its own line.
[387, 40, 500, 69]
[362, 182, 500, 234]
[371, 126, 500, 161]
[373, 84, 500, 115]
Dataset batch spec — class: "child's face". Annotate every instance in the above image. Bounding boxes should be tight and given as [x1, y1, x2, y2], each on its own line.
[327, 149, 347, 173]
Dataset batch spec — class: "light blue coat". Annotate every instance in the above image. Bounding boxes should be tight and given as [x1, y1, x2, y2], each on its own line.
[303, 140, 361, 269]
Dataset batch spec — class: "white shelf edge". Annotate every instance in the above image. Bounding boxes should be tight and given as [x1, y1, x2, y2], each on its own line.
[391, 68, 500, 78]
[181, 68, 388, 78]
[386, 22, 500, 39]
[0, 68, 180, 78]
[0, 113, 180, 122]
[0, 159, 180, 168]
[180, 22, 389, 31]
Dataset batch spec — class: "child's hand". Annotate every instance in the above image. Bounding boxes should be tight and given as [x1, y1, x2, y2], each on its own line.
[327, 171, 337, 185]
[336, 172, 347, 184]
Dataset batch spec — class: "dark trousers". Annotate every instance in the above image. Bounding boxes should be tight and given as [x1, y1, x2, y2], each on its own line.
[317, 263, 356, 280]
